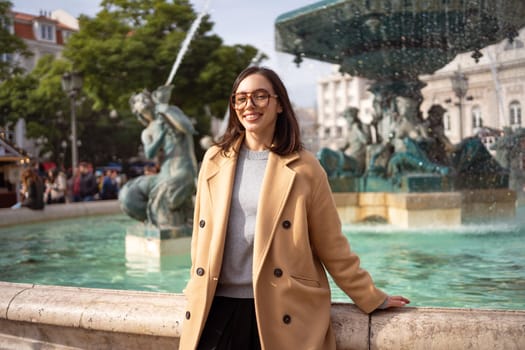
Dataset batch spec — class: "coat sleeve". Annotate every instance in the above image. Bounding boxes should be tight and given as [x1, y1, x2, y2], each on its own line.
[307, 162, 387, 313]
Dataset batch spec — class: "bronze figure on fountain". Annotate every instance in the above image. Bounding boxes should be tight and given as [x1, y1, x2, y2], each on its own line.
[119, 85, 197, 237]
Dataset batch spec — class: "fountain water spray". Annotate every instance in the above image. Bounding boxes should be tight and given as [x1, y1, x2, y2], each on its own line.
[165, 0, 211, 86]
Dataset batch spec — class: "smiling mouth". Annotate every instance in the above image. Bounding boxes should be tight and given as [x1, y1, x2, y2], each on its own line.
[243, 113, 261, 121]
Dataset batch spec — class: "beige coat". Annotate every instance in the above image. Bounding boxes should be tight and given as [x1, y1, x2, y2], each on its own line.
[179, 138, 387, 350]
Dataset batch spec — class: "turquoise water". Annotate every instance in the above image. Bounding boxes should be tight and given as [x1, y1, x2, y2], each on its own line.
[1, 212, 524, 310]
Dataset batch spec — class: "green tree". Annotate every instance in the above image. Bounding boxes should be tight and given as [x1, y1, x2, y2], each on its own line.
[0, 55, 65, 164]
[64, 0, 263, 162]
[0, 0, 264, 170]
[0, 1, 31, 79]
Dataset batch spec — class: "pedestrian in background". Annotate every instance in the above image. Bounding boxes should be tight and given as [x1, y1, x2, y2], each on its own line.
[11, 167, 44, 210]
[100, 169, 119, 200]
[44, 168, 67, 204]
[78, 162, 98, 201]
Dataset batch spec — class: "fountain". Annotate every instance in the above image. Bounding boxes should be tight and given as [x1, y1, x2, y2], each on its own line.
[275, 0, 525, 227]
[2, 2, 525, 348]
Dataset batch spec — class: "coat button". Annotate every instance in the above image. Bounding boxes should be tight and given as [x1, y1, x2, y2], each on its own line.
[273, 268, 283, 277]
[199, 220, 205, 228]
[185, 311, 191, 319]
[282, 220, 291, 229]
[196, 267, 205, 276]
[282, 314, 291, 324]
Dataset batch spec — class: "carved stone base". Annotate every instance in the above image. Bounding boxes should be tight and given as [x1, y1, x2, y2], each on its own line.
[125, 222, 192, 257]
[333, 189, 516, 228]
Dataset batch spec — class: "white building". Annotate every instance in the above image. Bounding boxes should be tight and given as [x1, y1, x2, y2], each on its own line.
[295, 106, 318, 152]
[420, 27, 525, 146]
[316, 68, 373, 150]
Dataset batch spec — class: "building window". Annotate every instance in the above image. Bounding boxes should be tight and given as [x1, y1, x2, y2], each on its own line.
[471, 106, 483, 128]
[39, 23, 55, 41]
[509, 101, 522, 127]
[444, 112, 451, 131]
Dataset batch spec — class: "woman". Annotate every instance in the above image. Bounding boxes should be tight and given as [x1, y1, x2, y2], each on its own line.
[45, 168, 67, 204]
[180, 67, 409, 350]
[21, 167, 44, 210]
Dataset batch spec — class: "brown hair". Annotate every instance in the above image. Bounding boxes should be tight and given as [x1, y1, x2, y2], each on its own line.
[216, 66, 303, 155]
[21, 168, 38, 187]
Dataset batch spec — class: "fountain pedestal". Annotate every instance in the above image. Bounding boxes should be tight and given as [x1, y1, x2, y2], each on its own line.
[461, 189, 517, 224]
[125, 223, 191, 257]
[334, 189, 516, 228]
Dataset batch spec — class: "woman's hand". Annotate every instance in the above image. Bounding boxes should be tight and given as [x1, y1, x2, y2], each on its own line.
[384, 295, 410, 308]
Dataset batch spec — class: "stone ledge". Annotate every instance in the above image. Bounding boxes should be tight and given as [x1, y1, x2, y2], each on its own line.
[370, 307, 525, 350]
[1, 282, 183, 338]
[1, 282, 524, 350]
[0, 200, 123, 227]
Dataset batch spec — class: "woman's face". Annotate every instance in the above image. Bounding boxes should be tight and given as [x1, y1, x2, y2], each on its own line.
[233, 74, 282, 147]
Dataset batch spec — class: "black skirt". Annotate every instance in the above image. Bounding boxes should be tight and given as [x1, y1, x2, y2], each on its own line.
[197, 296, 261, 350]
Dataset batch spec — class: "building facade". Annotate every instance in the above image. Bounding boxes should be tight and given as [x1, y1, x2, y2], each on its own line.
[4, 9, 77, 73]
[316, 67, 373, 150]
[420, 27, 525, 146]
[0, 9, 78, 206]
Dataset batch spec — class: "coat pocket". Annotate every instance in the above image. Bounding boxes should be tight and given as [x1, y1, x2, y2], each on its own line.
[290, 274, 321, 288]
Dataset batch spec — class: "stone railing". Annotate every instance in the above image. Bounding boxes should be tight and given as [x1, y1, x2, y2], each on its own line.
[1, 282, 524, 350]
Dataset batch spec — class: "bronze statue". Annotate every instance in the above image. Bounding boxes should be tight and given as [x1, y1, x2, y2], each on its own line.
[317, 107, 371, 178]
[119, 85, 197, 233]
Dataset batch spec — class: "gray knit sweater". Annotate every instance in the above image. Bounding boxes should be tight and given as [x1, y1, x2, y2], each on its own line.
[215, 146, 269, 298]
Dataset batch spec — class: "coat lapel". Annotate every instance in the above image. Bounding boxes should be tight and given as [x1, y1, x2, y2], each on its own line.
[253, 151, 299, 276]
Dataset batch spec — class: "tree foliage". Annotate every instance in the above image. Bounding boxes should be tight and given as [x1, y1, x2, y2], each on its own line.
[63, 0, 263, 162]
[0, 0, 264, 168]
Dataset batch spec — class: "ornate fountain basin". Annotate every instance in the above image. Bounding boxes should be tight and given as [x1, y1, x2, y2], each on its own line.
[275, 0, 525, 79]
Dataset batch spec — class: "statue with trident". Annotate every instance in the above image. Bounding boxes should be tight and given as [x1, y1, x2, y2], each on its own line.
[119, 1, 210, 236]
[119, 85, 197, 235]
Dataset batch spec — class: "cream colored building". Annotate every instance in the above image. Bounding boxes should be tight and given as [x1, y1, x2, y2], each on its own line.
[420, 27, 525, 145]
[316, 68, 373, 150]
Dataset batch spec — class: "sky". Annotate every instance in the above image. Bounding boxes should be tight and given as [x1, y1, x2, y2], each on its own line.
[12, 0, 335, 108]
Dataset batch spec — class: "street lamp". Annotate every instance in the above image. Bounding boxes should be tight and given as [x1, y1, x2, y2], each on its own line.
[450, 67, 469, 141]
[61, 71, 83, 170]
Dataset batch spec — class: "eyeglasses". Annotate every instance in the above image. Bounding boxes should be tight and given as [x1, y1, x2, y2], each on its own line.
[231, 89, 278, 109]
